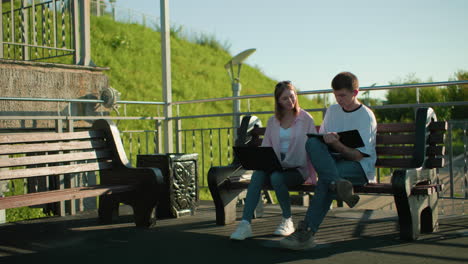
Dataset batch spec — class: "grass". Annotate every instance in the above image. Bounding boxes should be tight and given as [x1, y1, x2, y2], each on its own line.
[4, 179, 51, 222]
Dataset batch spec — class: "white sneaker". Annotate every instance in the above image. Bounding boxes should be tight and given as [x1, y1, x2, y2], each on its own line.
[273, 217, 295, 236]
[230, 220, 253, 240]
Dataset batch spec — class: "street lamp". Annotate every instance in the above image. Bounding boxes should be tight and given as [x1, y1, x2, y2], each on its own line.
[224, 48, 256, 133]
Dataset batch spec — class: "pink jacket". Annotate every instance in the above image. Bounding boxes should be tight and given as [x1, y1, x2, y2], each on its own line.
[261, 109, 317, 184]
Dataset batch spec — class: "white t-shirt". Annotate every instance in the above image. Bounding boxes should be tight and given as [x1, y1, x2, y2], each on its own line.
[279, 127, 291, 155]
[319, 104, 377, 182]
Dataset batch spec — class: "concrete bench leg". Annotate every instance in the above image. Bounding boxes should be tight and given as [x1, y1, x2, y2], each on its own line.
[98, 195, 119, 224]
[208, 166, 247, 225]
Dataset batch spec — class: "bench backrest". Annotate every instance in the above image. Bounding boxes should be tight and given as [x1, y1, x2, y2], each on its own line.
[234, 107, 447, 169]
[0, 119, 127, 182]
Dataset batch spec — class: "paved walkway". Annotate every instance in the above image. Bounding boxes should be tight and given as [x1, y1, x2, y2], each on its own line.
[0, 201, 467, 264]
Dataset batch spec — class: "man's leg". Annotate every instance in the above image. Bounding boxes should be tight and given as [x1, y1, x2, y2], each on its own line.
[303, 137, 340, 232]
[336, 160, 368, 186]
[303, 138, 365, 232]
[280, 139, 368, 249]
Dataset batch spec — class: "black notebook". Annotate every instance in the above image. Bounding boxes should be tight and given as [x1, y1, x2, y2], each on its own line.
[307, 129, 365, 148]
[233, 146, 282, 171]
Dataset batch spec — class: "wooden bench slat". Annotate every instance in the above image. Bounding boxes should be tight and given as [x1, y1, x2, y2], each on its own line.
[0, 140, 108, 155]
[428, 133, 445, 145]
[249, 138, 263, 146]
[376, 145, 445, 157]
[0, 130, 105, 144]
[426, 146, 445, 156]
[251, 127, 266, 134]
[355, 183, 394, 194]
[0, 161, 113, 180]
[0, 184, 135, 210]
[375, 158, 413, 168]
[376, 146, 413, 156]
[226, 179, 441, 196]
[0, 150, 113, 168]
[425, 158, 445, 168]
[428, 121, 448, 132]
[412, 184, 443, 195]
[377, 134, 415, 145]
[377, 123, 415, 133]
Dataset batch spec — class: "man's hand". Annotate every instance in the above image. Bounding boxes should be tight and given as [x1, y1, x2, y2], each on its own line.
[323, 132, 340, 145]
[323, 132, 364, 161]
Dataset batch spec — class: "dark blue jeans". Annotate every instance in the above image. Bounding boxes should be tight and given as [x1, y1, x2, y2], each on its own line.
[242, 169, 304, 222]
[304, 137, 368, 233]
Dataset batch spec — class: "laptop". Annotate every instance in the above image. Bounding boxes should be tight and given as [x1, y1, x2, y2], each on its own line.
[233, 146, 282, 171]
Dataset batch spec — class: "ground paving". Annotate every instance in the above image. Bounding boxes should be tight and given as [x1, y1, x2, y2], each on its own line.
[0, 201, 467, 264]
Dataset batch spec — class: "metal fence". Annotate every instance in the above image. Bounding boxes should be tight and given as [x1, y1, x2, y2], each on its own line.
[1, 0, 75, 61]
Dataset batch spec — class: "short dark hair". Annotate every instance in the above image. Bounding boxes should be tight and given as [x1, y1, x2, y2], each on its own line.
[331, 72, 359, 92]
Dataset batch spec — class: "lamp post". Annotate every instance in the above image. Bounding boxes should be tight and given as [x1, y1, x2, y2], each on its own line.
[224, 48, 256, 135]
[109, 0, 116, 20]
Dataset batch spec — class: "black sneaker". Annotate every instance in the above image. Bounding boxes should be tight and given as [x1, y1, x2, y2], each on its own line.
[335, 180, 360, 208]
[279, 221, 316, 250]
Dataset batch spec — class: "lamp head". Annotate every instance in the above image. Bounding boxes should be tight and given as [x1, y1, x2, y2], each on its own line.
[224, 49, 256, 83]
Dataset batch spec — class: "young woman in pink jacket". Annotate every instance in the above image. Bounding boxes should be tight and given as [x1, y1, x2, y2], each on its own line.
[230, 81, 317, 240]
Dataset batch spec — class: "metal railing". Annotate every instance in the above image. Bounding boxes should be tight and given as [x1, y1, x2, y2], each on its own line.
[0, 80, 467, 215]
[120, 129, 160, 164]
[1, 0, 91, 64]
[1, 0, 72, 61]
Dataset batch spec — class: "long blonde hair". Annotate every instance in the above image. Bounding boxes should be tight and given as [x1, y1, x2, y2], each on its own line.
[274, 81, 300, 121]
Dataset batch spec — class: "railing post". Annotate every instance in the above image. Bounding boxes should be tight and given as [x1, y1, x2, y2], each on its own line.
[0, 2, 3, 59]
[161, 0, 173, 153]
[10, 0, 14, 56]
[0, 155, 7, 224]
[21, 0, 29, 60]
[156, 120, 163, 153]
[176, 117, 183, 153]
[232, 82, 241, 142]
[464, 122, 467, 199]
[73, 0, 92, 65]
[448, 122, 454, 198]
[110, 0, 116, 20]
[96, 0, 101, 17]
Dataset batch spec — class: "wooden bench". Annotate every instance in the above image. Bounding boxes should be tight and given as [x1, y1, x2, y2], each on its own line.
[208, 107, 446, 240]
[0, 119, 163, 228]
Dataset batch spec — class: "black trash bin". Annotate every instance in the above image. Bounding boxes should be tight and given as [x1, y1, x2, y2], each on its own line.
[137, 153, 198, 218]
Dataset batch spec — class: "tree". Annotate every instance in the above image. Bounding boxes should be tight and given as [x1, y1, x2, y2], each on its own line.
[375, 72, 465, 122]
[445, 70, 468, 120]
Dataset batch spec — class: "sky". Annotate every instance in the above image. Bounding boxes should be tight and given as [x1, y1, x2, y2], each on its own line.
[113, 0, 468, 98]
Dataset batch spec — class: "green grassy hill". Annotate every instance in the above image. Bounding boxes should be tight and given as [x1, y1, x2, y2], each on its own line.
[91, 16, 323, 130]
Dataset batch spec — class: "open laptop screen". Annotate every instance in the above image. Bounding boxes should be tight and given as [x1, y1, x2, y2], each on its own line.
[233, 146, 282, 171]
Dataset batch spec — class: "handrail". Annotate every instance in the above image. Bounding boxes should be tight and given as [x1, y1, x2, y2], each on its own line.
[171, 80, 468, 105]
[1, 80, 467, 106]
[0, 97, 165, 105]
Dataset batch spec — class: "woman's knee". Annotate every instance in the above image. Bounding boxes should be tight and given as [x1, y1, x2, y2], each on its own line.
[270, 172, 286, 188]
[249, 170, 267, 188]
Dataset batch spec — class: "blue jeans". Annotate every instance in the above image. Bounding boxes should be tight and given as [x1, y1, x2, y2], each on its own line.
[304, 137, 368, 233]
[242, 169, 304, 222]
